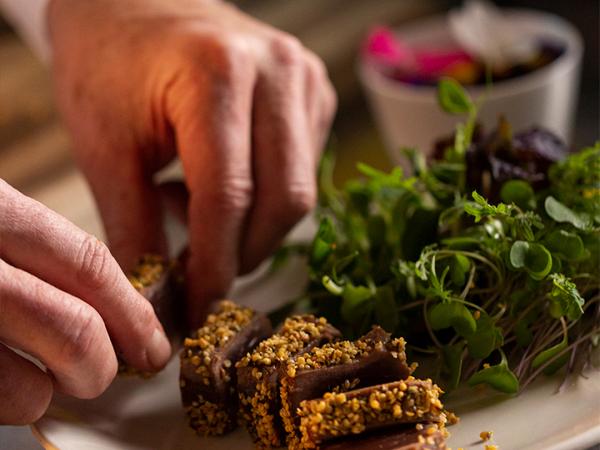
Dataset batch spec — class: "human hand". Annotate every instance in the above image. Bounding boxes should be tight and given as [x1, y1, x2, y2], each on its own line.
[47, 0, 337, 326]
[0, 180, 171, 425]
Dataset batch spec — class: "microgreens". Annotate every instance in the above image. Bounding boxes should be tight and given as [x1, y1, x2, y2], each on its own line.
[276, 79, 600, 395]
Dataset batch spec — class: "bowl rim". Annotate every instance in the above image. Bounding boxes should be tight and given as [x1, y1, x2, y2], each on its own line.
[357, 8, 584, 103]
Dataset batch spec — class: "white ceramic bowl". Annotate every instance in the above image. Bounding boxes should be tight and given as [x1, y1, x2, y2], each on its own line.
[358, 9, 583, 166]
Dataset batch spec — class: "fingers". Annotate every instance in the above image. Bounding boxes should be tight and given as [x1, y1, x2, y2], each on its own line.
[240, 36, 337, 272]
[83, 156, 168, 272]
[167, 36, 256, 326]
[162, 31, 336, 326]
[0, 344, 53, 425]
[302, 49, 338, 150]
[0, 259, 116, 398]
[0, 180, 171, 372]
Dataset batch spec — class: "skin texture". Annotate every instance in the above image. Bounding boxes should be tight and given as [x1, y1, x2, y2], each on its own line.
[0, 0, 335, 425]
[0, 179, 171, 425]
[48, 0, 337, 326]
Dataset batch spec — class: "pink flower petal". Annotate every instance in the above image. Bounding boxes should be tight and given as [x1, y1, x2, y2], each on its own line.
[415, 48, 473, 75]
[362, 26, 411, 67]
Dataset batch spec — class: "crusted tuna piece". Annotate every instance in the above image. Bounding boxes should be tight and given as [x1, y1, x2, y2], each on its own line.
[236, 315, 340, 448]
[279, 326, 414, 447]
[180, 300, 272, 436]
[127, 254, 184, 337]
[119, 254, 184, 377]
[297, 377, 446, 449]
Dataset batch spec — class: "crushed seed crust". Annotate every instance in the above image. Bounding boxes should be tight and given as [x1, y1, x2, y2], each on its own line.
[236, 315, 338, 448]
[237, 316, 333, 371]
[184, 397, 231, 437]
[480, 430, 493, 441]
[297, 377, 446, 449]
[118, 254, 168, 378]
[279, 330, 411, 448]
[127, 254, 166, 290]
[285, 334, 407, 372]
[181, 300, 257, 436]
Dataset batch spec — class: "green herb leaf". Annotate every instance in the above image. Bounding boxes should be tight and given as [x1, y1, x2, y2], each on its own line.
[464, 191, 513, 222]
[531, 335, 569, 375]
[311, 217, 336, 266]
[468, 361, 519, 394]
[450, 254, 471, 287]
[428, 301, 476, 337]
[500, 180, 536, 210]
[437, 78, 473, 114]
[513, 211, 544, 241]
[545, 230, 585, 260]
[442, 343, 465, 391]
[468, 351, 519, 394]
[466, 314, 504, 359]
[509, 241, 553, 280]
[340, 283, 373, 324]
[548, 273, 585, 321]
[544, 196, 592, 230]
[548, 143, 600, 219]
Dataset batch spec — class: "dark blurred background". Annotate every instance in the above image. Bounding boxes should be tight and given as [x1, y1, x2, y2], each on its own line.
[0, 0, 598, 195]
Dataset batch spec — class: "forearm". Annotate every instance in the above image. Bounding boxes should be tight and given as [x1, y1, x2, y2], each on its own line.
[0, 0, 51, 61]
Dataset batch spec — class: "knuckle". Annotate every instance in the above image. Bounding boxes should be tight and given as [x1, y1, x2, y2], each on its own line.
[180, 32, 252, 84]
[76, 236, 116, 291]
[57, 304, 116, 398]
[280, 183, 317, 222]
[270, 34, 304, 66]
[58, 305, 101, 368]
[305, 51, 328, 80]
[209, 176, 254, 216]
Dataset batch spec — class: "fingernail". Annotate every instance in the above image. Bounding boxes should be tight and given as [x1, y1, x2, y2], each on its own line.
[147, 328, 171, 370]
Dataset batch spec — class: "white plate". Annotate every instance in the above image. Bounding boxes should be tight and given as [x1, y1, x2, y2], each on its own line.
[33, 226, 600, 450]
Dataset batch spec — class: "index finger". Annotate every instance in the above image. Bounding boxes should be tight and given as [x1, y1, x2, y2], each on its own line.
[0, 180, 171, 371]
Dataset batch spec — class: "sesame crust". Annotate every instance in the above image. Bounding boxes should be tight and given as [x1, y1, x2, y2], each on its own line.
[236, 315, 340, 448]
[127, 254, 166, 290]
[237, 316, 338, 371]
[182, 300, 256, 388]
[297, 377, 446, 448]
[279, 326, 414, 448]
[185, 396, 232, 436]
[181, 300, 271, 436]
[285, 333, 407, 374]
